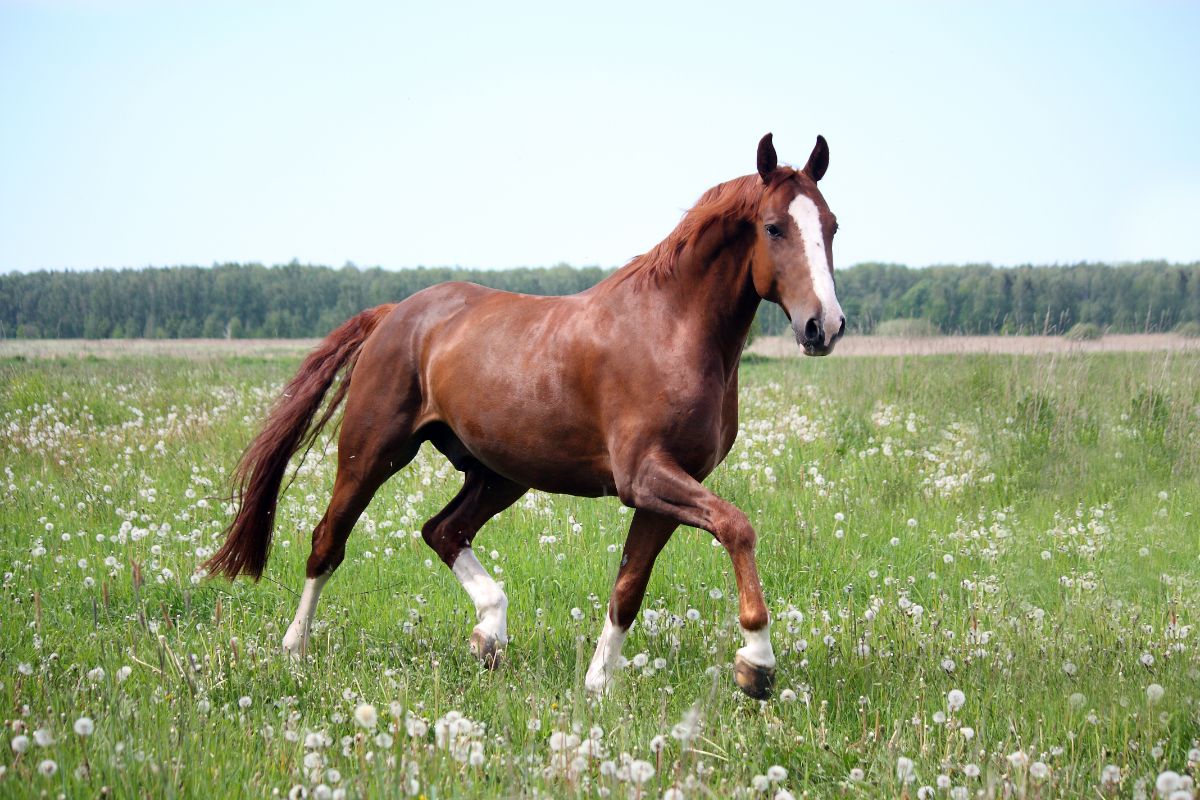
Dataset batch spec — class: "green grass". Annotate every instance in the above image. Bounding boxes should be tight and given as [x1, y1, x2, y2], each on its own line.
[1, 351, 1198, 798]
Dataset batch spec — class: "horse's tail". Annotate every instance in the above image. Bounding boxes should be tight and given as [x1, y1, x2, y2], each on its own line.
[203, 303, 397, 581]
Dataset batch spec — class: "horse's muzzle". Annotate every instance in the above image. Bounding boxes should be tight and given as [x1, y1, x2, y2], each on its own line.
[796, 315, 846, 356]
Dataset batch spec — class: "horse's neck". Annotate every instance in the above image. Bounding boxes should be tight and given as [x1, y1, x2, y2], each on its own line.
[632, 218, 762, 373]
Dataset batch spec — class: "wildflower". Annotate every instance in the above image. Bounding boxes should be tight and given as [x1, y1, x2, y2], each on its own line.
[849, 768, 865, 782]
[38, 759, 57, 777]
[649, 735, 666, 753]
[960, 727, 974, 740]
[629, 759, 655, 784]
[1030, 762, 1049, 780]
[752, 775, 770, 792]
[33, 728, 53, 747]
[767, 765, 787, 782]
[11, 735, 29, 753]
[779, 689, 797, 702]
[1100, 764, 1121, 787]
[1146, 683, 1165, 703]
[116, 666, 133, 683]
[947, 689, 965, 712]
[74, 717, 94, 737]
[964, 764, 981, 778]
[663, 789, 684, 800]
[1156, 771, 1181, 796]
[238, 695, 252, 709]
[354, 703, 378, 729]
[897, 756, 916, 783]
[1069, 692, 1087, 709]
[1007, 750, 1029, 769]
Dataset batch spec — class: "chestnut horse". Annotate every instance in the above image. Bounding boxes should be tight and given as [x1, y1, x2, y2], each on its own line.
[204, 133, 845, 699]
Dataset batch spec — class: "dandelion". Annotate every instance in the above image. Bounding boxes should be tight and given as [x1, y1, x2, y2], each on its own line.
[897, 756, 916, 783]
[1100, 764, 1121, 787]
[960, 727, 974, 740]
[946, 689, 965, 712]
[354, 703, 378, 729]
[849, 767, 865, 782]
[238, 695, 252, 709]
[74, 717, 94, 737]
[752, 775, 770, 792]
[1007, 750, 1029, 769]
[767, 765, 787, 782]
[116, 666, 132, 683]
[11, 735, 29, 753]
[1069, 692, 1087, 709]
[37, 759, 57, 777]
[709, 588, 723, 600]
[1156, 771, 1181, 796]
[33, 728, 53, 747]
[780, 689, 797, 702]
[649, 735, 666, 753]
[964, 764, 980, 778]
[1146, 683, 1165, 703]
[1062, 661, 1077, 677]
[1030, 762, 1049, 780]
[629, 759, 655, 784]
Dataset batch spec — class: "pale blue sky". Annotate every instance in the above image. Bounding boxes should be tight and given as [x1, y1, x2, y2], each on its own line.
[1, 1, 1197, 273]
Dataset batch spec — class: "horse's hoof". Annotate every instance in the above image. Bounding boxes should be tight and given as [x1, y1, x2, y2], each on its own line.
[469, 627, 504, 669]
[734, 654, 775, 700]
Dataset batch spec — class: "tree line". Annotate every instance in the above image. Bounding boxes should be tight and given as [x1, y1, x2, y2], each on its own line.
[0, 260, 1197, 339]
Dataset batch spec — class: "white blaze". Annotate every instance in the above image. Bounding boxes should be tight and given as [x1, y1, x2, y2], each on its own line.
[788, 193, 844, 344]
[451, 549, 509, 643]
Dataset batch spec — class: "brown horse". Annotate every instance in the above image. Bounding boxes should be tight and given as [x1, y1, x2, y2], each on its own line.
[204, 133, 845, 699]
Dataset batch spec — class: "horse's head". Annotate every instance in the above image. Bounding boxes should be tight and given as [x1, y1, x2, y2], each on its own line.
[751, 133, 845, 356]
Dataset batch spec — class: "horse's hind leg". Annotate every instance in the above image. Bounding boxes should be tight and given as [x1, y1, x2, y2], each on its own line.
[282, 396, 419, 656]
[420, 466, 527, 667]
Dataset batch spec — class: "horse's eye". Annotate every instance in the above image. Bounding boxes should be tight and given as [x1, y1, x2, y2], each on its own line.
[764, 223, 783, 239]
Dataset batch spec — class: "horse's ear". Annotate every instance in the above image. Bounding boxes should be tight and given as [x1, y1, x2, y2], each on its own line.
[757, 133, 778, 183]
[803, 135, 829, 182]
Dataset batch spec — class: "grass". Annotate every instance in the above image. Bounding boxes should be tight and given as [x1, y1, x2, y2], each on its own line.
[1, 350, 1198, 798]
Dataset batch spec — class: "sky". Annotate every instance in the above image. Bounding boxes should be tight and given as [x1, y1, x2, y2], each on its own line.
[1, 1, 1198, 273]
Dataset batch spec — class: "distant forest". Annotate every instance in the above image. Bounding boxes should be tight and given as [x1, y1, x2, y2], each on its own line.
[1, 261, 1198, 339]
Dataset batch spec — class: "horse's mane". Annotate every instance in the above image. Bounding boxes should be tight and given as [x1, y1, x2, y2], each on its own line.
[617, 173, 768, 288]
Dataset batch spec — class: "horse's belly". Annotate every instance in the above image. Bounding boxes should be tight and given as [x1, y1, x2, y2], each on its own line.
[454, 428, 616, 497]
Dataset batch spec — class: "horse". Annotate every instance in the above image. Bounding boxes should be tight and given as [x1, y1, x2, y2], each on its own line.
[204, 133, 845, 699]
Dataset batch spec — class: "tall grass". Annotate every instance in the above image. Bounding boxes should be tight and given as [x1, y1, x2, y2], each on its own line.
[0, 351, 1197, 797]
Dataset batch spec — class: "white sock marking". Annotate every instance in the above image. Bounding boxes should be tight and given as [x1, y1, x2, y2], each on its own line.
[585, 615, 628, 695]
[451, 549, 508, 643]
[788, 193, 844, 344]
[736, 622, 776, 669]
[282, 574, 329, 656]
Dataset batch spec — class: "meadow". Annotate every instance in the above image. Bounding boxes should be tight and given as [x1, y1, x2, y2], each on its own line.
[1, 348, 1198, 798]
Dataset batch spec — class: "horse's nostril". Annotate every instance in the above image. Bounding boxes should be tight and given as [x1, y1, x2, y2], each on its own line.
[804, 317, 822, 343]
[837, 316, 846, 337]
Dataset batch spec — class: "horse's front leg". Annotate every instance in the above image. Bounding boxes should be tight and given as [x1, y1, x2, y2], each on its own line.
[616, 455, 776, 699]
[585, 510, 677, 694]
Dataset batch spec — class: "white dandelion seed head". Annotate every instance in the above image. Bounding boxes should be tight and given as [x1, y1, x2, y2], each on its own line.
[1146, 683, 1165, 704]
[38, 759, 57, 777]
[353, 703, 378, 729]
[947, 689, 965, 712]
[73, 717, 94, 737]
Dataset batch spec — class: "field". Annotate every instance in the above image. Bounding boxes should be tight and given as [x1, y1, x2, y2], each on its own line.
[1, 347, 1199, 798]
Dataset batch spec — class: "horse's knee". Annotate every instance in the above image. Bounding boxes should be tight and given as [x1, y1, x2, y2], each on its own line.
[717, 509, 756, 552]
